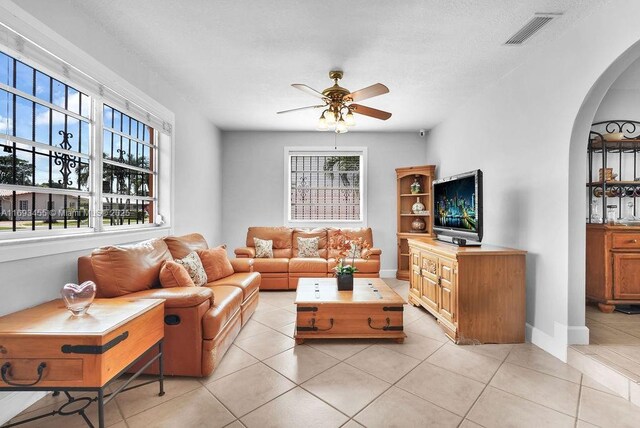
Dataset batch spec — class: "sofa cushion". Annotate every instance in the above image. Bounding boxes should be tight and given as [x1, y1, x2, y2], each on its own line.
[289, 257, 328, 274]
[159, 260, 195, 288]
[327, 228, 374, 259]
[293, 228, 327, 258]
[197, 246, 234, 281]
[202, 285, 242, 340]
[90, 238, 172, 297]
[254, 237, 274, 258]
[328, 258, 380, 274]
[247, 227, 292, 249]
[124, 286, 214, 308]
[175, 252, 208, 286]
[165, 233, 208, 259]
[208, 272, 260, 300]
[296, 237, 320, 258]
[252, 258, 290, 273]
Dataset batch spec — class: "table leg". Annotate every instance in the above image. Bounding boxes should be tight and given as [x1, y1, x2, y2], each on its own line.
[158, 340, 165, 397]
[97, 389, 104, 428]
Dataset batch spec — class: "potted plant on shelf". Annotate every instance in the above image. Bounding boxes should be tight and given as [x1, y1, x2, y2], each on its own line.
[328, 231, 371, 291]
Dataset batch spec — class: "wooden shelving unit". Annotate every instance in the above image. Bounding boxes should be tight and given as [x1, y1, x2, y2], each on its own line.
[395, 165, 436, 280]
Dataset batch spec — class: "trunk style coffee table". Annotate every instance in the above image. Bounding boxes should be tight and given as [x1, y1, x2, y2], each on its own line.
[294, 278, 406, 344]
[0, 298, 165, 428]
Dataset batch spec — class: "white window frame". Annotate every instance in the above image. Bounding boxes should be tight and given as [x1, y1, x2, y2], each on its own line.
[0, 8, 175, 253]
[284, 146, 367, 227]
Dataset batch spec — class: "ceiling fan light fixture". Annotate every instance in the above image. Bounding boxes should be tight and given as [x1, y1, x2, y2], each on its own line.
[345, 110, 355, 126]
[336, 118, 348, 133]
[317, 115, 328, 131]
[325, 110, 336, 125]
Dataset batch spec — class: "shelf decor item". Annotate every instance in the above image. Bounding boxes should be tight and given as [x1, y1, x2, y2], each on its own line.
[328, 230, 371, 291]
[60, 280, 96, 316]
[411, 217, 427, 233]
[606, 205, 617, 225]
[590, 199, 602, 223]
[410, 176, 422, 194]
[412, 197, 425, 214]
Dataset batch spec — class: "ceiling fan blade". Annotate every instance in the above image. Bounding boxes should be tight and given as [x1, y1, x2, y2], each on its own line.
[277, 104, 325, 114]
[291, 84, 328, 99]
[345, 83, 389, 102]
[350, 104, 392, 120]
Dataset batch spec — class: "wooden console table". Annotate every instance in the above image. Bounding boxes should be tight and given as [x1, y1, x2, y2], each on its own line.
[0, 298, 165, 428]
[408, 238, 526, 344]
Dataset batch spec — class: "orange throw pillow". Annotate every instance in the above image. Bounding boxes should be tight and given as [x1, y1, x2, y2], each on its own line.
[197, 246, 234, 282]
[159, 260, 196, 288]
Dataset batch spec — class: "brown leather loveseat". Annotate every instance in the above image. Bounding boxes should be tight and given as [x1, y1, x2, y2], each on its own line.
[234, 227, 381, 289]
[78, 233, 259, 377]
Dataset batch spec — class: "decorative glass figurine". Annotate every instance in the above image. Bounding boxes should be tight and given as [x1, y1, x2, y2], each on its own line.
[590, 199, 602, 223]
[623, 200, 638, 224]
[606, 205, 618, 225]
[410, 176, 421, 194]
[61, 281, 96, 316]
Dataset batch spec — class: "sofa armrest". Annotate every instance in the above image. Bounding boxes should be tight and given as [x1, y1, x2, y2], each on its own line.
[234, 247, 256, 258]
[230, 258, 254, 272]
[122, 287, 214, 308]
[362, 248, 382, 258]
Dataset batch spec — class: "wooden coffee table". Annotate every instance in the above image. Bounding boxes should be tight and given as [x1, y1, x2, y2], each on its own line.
[294, 278, 406, 344]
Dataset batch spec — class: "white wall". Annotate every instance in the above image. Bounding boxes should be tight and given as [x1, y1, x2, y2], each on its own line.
[221, 131, 427, 275]
[594, 56, 640, 122]
[425, 0, 640, 360]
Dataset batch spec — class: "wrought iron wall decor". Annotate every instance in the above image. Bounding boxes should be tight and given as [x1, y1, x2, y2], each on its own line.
[587, 120, 640, 223]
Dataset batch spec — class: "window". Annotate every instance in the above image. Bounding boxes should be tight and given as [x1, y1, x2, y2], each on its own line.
[0, 48, 162, 237]
[286, 148, 366, 222]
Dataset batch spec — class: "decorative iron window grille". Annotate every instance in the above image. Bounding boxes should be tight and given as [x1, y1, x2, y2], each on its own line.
[288, 154, 362, 221]
[0, 50, 92, 232]
[0, 48, 159, 235]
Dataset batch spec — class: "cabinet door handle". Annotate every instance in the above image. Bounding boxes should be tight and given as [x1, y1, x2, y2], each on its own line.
[1, 362, 47, 386]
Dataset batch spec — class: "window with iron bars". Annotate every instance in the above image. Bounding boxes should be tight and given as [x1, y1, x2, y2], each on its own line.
[0, 49, 158, 236]
[287, 151, 363, 222]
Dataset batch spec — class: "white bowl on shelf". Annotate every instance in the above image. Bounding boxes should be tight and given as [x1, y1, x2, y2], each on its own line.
[603, 132, 624, 141]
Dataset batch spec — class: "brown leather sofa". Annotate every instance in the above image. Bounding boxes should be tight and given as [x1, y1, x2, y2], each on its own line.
[77, 233, 260, 377]
[235, 227, 381, 290]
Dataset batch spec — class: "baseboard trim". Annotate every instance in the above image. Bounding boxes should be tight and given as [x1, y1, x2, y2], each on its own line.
[0, 391, 47, 425]
[567, 325, 590, 345]
[379, 269, 397, 278]
[526, 322, 568, 362]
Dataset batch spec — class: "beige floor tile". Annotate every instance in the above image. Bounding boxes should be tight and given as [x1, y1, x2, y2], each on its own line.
[341, 420, 365, 427]
[201, 345, 259, 384]
[206, 362, 295, 417]
[253, 301, 278, 314]
[224, 421, 246, 428]
[426, 343, 502, 383]
[404, 315, 449, 342]
[306, 339, 376, 360]
[126, 387, 235, 428]
[507, 343, 582, 383]
[489, 362, 580, 416]
[576, 420, 600, 428]
[234, 319, 273, 341]
[258, 291, 296, 308]
[283, 303, 298, 314]
[579, 387, 640, 428]
[275, 321, 295, 338]
[458, 420, 484, 428]
[463, 343, 514, 362]
[568, 347, 630, 398]
[9, 396, 123, 428]
[395, 360, 485, 417]
[582, 374, 620, 396]
[588, 320, 640, 345]
[354, 386, 461, 428]
[607, 345, 640, 363]
[345, 345, 421, 383]
[252, 308, 297, 329]
[263, 345, 340, 384]
[234, 329, 296, 360]
[115, 376, 201, 418]
[301, 362, 390, 417]
[466, 386, 575, 428]
[379, 331, 444, 360]
[240, 387, 348, 428]
[403, 303, 427, 323]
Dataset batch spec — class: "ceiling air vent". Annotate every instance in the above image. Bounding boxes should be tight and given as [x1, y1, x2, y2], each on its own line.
[504, 13, 562, 46]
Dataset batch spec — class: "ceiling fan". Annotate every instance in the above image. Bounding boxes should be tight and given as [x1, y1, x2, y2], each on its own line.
[277, 70, 391, 133]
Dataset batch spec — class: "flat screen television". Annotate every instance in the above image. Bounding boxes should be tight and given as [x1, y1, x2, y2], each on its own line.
[433, 169, 483, 243]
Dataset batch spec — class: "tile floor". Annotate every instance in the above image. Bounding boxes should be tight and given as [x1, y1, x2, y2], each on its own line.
[8, 280, 640, 428]
[568, 304, 640, 405]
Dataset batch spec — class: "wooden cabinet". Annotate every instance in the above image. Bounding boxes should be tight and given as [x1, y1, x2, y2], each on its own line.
[396, 165, 436, 280]
[408, 238, 526, 344]
[587, 224, 640, 311]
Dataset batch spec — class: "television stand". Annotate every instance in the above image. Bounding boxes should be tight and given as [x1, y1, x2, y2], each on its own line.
[436, 236, 482, 247]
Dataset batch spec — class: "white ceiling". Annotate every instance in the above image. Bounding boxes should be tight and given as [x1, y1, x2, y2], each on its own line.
[64, 0, 601, 132]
